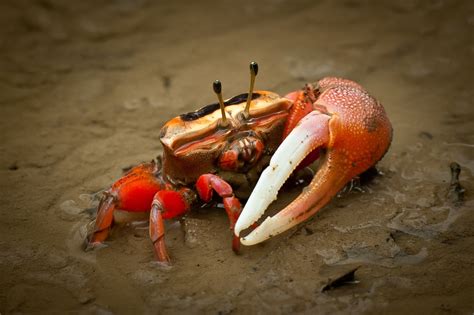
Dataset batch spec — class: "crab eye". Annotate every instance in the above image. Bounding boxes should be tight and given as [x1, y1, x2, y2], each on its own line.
[213, 80, 229, 127]
[243, 61, 259, 119]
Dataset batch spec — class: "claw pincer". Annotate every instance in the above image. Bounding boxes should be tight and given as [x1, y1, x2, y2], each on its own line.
[235, 78, 392, 245]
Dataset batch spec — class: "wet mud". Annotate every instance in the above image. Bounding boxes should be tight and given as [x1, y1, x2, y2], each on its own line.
[1, 0, 473, 314]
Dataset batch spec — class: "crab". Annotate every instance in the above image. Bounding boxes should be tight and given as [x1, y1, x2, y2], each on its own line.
[85, 62, 392, 263]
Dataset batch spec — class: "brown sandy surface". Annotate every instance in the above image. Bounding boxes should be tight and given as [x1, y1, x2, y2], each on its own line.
[1, 0, 473, 314]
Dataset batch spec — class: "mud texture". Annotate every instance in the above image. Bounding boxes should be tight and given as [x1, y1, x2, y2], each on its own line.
[1, 0, 473, 314]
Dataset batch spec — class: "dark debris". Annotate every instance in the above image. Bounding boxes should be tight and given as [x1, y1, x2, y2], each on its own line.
[8, 163, 18, 170]
[447, 162, 465, 206]
[321, 266, 360, 292]
[418, 131, 433, 140]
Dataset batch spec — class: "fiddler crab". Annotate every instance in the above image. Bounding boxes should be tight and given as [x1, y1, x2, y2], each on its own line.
[85, 62, 392, 263]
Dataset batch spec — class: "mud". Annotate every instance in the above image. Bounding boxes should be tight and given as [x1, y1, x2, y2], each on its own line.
[1, 0, 473, 314]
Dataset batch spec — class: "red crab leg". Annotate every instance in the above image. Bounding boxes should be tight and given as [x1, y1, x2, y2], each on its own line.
[85, 192, 116, 247]
[196, 174, 242, 253]
[150, 190, 190, 263]
[85, 162, 163, 248]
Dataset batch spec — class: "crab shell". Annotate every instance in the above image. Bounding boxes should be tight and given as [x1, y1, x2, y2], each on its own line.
[159, 91, 292, 186]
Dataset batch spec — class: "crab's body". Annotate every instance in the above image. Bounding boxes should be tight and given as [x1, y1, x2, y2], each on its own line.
[160, 91, 291, 194]
[86, 89, 294, 262]
[86, 65, 392, 263]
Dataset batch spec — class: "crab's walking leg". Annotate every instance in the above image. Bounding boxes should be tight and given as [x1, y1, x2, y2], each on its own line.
[150, 190, 190, 263]
[85, 162, 163, 249]
[196, 174, 242, 253]
[85, 192, 116, 249]
[150, 199, 168, 262]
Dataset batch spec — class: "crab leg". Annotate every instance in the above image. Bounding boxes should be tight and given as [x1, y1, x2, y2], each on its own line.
[85, 192, 116, 249]
[85, 162, 175, 261]
[196, 174, 243, 253]
[150, 197, 169, 262]
[150, 190, 190, 263]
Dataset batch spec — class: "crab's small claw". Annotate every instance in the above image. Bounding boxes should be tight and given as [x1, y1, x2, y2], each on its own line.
[235, 79, 392, 245]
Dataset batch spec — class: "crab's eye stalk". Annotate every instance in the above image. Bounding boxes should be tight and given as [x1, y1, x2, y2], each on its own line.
[213, 80, 229, 127]
[244, 61, 259, 119]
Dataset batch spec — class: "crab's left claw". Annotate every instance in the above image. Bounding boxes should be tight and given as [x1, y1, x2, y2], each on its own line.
[234, 79, 392, 245]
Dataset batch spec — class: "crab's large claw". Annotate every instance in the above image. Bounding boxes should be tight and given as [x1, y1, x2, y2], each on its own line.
[234, 79, 392, 245]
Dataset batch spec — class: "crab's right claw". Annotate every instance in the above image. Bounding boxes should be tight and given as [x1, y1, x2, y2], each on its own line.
[234, 80, 392, 245]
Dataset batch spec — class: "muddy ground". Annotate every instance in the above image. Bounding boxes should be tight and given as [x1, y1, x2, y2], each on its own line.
[1, 0, 473, 314]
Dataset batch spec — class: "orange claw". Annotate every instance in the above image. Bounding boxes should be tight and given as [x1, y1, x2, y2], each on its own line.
[234, 77, 392, 245]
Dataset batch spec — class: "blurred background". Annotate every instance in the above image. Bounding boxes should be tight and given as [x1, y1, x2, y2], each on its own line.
[0, 0, 473, 313]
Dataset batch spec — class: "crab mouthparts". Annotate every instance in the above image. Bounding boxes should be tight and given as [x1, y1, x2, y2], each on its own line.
[234, 111, 328, 245]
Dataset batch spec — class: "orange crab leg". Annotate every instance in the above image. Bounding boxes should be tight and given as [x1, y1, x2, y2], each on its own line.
[86, 162, 163, 247]
[85, 192, 116, 248]
[150, 190, 190, 263]
[150, 198, 169, 262]
[196, 174, 242, 253]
